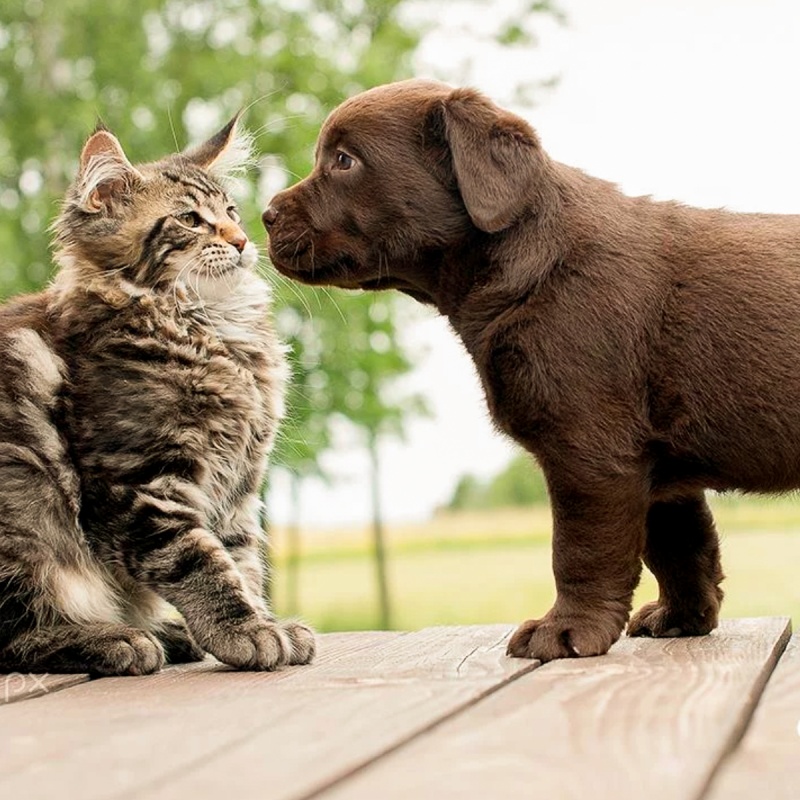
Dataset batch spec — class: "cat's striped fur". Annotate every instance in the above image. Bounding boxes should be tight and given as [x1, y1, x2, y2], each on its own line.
[0, 118, 315, 675]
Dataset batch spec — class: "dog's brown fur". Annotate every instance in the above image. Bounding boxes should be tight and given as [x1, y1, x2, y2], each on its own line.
[263, 78, 800, 661]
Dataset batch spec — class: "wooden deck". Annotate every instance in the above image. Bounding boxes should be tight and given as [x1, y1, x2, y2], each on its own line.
[0, 618, 796, 799]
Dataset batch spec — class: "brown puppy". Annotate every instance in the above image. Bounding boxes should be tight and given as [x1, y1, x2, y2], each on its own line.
[263, 78, 800, 662]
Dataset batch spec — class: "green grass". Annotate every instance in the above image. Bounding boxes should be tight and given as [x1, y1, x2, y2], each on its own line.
[271, 497, 800, 632]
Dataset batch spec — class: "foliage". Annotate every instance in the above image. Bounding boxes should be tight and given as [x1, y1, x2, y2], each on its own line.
[2, 1, 564, 623]
[404, 0, 564, 106]
[447, 451, 549, 511]
[0, 0, 424, 481]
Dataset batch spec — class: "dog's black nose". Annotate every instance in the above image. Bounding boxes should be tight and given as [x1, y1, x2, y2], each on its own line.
[262, 205, 278, 227]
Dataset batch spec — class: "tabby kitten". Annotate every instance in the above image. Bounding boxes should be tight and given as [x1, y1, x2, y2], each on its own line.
[0, 117, 315, 675]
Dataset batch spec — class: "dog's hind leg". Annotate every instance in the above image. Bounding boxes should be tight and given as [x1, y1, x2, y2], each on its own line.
[627, 492, 724, 638]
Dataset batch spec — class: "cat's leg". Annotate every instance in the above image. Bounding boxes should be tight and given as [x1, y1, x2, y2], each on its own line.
[0, 623, 164, 676]
[221, 496, 315, 666]
[0, 466, 165, 675]
[0, 329, 162, 675]
[628, 492, 724, 637]
[121, 582, 206, 665]
[154, 618, 206, 664]
[0, 472, 165, 675]
[117, 477, 309, 670]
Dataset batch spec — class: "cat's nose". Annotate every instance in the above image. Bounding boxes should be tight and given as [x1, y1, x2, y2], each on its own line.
[222, 223, 247, 252]
[262, 205, 278, 227]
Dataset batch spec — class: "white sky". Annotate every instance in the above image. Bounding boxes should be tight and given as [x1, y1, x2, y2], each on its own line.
[267, 0, 800, 528]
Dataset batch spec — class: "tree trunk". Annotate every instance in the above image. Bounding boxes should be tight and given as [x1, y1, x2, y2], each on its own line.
[259, 481, 273, 608]
[285, 473, 302, 616]
[368, 436, 392, 629]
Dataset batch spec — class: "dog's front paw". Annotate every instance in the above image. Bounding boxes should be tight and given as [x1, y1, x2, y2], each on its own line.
[506, 610, 623, 662]
[203, 617, 315, 670]
[627, 600, 718, 638]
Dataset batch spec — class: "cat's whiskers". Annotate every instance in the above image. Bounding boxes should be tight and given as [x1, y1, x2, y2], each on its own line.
[249, 113, 308, 141]
[271, 428, 312, 461]
[102, 264, 132, 278]
[318, 285, 347, 324]
[255, 243, 317, 321]
[261, 264, 315, 320]
[172, 254, 206, 311]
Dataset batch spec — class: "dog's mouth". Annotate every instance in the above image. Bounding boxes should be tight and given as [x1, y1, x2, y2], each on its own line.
[269, 243, 361, 288]
[268, 237, 309, 266]
[268, 231, 406, 293]
[270, 244, 428, 298]
[268, 238, 316, 278]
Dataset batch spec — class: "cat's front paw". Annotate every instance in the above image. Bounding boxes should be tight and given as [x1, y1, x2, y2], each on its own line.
[281, 620, 316, 665]
[203, 617, 315, 670]
[86, 627, 166, 676]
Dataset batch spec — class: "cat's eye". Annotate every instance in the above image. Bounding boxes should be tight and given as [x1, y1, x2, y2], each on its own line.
[175, 210, 204, 229]
[335, 151, 355, 171]
[227, 206, 241, 223]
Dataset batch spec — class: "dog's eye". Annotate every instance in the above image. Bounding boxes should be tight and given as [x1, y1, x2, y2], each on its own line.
[175, 210, 204, 229]
[227, 206, 241, 223]
[335, 151, 355, 171]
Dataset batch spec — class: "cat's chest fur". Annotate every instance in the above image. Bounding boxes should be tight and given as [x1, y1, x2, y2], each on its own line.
[57, 272, 286, 516]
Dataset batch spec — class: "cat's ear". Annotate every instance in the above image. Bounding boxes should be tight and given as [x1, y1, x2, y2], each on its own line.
[77, 126, 142, 213]
[183, 113, 253, 178]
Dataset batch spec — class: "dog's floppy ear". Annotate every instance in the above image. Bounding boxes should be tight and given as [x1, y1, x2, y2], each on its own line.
[439, 88, 545, 233]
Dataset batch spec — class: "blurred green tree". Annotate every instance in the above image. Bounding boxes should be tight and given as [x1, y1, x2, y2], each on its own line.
[0, 0, 562, 626]
[0, 0, 425, 619]
[0, 0, 418, 293]
[487, 452, 549, 507]
[323, 294, 430, 629]
[446, 452, 549, 511]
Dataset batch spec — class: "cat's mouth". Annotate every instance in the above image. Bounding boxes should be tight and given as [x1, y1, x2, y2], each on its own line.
[204, 263, 241, 277]
[199, 242, 258, 278]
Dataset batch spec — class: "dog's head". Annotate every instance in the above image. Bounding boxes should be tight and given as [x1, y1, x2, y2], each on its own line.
[263, 79, 550, 300]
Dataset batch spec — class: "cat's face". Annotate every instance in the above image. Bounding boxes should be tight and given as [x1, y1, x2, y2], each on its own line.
[54, 117, 257, 299]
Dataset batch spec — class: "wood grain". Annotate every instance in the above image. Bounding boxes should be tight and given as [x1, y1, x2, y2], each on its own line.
[0, 626, 534, 800]
[0, 631, 395, 705]
[313, 618, 791, 800]
[0, 672, 89, 705]
[706, 633, 799, 799]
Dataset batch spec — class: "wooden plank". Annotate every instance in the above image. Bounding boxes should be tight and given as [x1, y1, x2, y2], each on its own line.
[0, 630, 395, 705]
[0, 673, 89, 705]
[706, 633, 799, 799]
[312, 618, 791, 800]
[0, 625, 534, 800]
[151, 630, 403, 677]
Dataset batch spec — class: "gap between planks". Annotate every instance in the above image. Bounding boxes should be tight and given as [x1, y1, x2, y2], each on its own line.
[310, 617, 792, 800]
[0, 625, 534, 800]
[0, 673, 88, 706]
[1, 619, 792, 800]
[705, 633, 799, 799]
